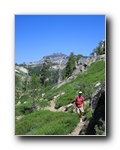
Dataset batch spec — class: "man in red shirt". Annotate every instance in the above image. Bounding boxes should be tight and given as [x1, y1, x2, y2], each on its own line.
[74, 91, 85, 122]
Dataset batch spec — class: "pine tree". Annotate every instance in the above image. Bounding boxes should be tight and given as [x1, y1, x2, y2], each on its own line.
[29, 73, 40, 109]
[65, 52, 76, 77]
[90, 40, 105, 56]
[40, 57, 51, 86]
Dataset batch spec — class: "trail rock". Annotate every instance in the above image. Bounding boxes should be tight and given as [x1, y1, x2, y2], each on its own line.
[54, 94, 60, 99]
[58, 106, 66, 112]
[61, 92, 65, 95]
[65, 103, 73, 111]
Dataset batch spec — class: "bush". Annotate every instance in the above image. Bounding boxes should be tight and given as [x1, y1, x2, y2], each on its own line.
[68, 105, 74, 113]
[15, 110, 79, 135]
[55, 94, 74, 109]
[38, 100, 50, 108]
[15, 102, 34, 116]
[94, 123, 105, 135]
[15, 94, 30, 104]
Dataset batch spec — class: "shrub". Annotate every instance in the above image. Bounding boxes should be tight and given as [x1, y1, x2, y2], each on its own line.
[15, 110, 79, 135]
[68, 105, 74, 113]
[15, 102, 34, 116]
[38, 100, 50, 108]
[94, 123, 105, 135]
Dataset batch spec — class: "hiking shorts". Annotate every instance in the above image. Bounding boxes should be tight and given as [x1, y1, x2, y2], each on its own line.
[76, 106, 84, 114]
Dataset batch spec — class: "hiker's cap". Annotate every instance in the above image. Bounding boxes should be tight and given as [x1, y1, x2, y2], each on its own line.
[79, 91, 82, 94]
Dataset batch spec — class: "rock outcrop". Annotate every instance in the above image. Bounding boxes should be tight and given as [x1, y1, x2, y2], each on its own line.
[72, 54, 105, 76]
[90, 82, 105, 113]
[15, 66, 28, 74]
[79, 82, 105, 135]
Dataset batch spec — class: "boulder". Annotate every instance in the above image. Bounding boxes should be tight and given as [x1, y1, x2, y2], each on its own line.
[61, 92, 65, 95]
[95, 82, 101, 87]
[65, 103, 73, 111]
[58, 106, 66, 112]
[42, 93, 45, 97]
[16, 101, 21, 105]
[91, 82, 105, 113]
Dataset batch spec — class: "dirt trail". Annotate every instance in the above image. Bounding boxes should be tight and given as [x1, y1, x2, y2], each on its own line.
[44, 99, 57, 112]
[69, 122, 85, 135]
[44, 98, 66, 112]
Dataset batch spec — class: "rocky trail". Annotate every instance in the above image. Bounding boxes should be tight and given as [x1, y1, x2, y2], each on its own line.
[43, 99, 57, 112]
[69, 122, 85, 135]
[43, 96, 66, 112]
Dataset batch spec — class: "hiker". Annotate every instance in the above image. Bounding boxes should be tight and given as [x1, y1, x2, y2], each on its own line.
[74, 91, 85, 122]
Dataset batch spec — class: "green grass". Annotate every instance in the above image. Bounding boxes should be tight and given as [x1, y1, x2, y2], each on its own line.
[15, 93, 35, 116]
[15, 94, 30, 104]
[15, 110, 79, 135]
[15, 95, 50, 117]
[38, 100, 50, 108]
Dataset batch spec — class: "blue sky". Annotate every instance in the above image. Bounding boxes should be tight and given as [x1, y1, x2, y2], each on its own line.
[15, 15, 105, 64]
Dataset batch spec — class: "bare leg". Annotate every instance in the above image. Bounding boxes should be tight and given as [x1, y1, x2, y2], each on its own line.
[80, 112, 83, 118]
[79, 111, 83, 122]
[76, 108, 83, 122]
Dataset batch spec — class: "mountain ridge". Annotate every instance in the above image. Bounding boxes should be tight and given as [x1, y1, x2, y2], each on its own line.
[19, 52, 89, 66]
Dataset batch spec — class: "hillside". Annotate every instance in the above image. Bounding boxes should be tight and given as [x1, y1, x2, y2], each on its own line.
[15, 54, 105, 135]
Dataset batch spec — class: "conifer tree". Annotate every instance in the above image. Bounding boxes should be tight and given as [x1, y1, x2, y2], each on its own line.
[65, 52, 76, 77]
[29, 73, 40, 109]
[40, 57, 51, 86]
[90, 40, 105, 56]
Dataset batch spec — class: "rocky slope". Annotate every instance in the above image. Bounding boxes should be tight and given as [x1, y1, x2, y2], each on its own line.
[79, 82, 105, 135]
[15, 65, 28, 74]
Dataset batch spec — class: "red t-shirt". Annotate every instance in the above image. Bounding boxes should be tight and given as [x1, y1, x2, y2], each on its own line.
[74, 96, 84, 108]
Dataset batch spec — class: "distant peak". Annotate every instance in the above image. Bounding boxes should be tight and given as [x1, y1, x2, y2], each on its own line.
[46, 52, 67, 57]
